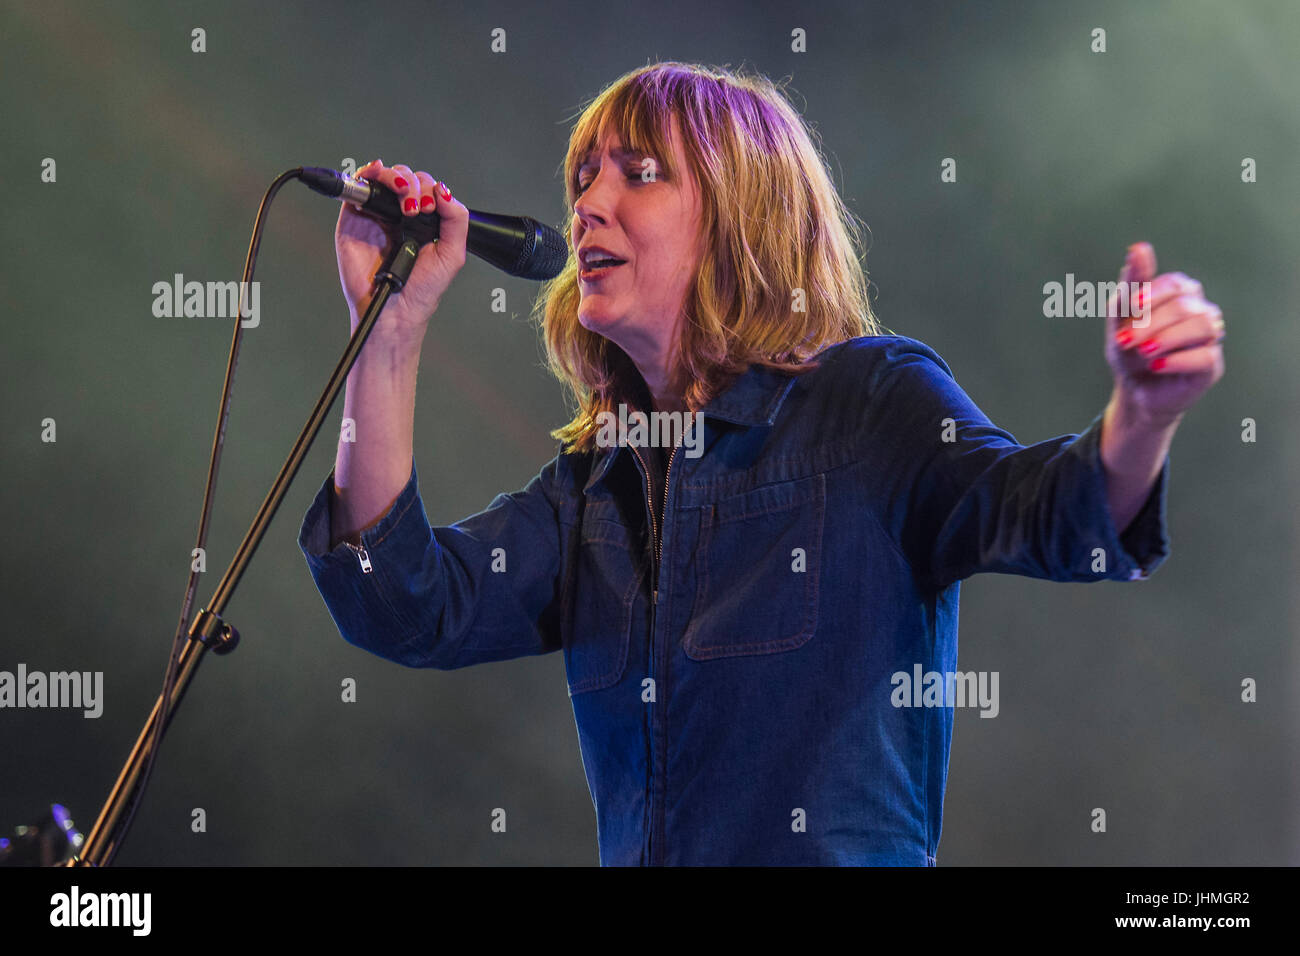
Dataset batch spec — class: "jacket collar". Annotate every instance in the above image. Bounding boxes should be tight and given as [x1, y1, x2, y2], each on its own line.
[582, 362, 798, 494]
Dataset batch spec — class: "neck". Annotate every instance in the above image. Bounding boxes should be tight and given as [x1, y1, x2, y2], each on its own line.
[634, 362, 687, 414]
[623, 342, 687, 414]
[612, 313, 690, 413]
[650, 387, 688, 415]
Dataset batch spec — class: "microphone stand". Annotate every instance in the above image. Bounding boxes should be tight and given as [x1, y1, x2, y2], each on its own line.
[69, 232, 424, 866]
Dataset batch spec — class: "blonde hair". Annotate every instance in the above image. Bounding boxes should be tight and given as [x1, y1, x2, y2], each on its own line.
[534, 61, 882, 454]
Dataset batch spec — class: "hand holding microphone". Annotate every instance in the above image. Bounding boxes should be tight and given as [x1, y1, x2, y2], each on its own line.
[331, 160, 467, 343]
[305, 160, 568, 345]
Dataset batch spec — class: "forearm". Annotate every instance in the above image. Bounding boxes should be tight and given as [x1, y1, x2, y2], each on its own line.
[1099, 387, 1179, 534]
[329, 323, 425, 549]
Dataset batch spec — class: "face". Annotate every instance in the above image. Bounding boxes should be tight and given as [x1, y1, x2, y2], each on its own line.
[570, 118, 704, 367]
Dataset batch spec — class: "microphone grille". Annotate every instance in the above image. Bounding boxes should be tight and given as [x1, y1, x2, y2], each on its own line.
[516, 218, 571, 281]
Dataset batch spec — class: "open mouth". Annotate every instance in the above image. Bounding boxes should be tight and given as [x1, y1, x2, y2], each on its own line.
[579, 257, 626, 279]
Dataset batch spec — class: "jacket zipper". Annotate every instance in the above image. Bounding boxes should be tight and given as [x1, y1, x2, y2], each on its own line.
[345, 540, 373, 573]
[629, 443, 678, 866]
[631, 446, 678, 599]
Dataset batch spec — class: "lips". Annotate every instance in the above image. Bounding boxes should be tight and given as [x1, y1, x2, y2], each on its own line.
[579, 255, 626, 280]
[578, 244, 627, 279]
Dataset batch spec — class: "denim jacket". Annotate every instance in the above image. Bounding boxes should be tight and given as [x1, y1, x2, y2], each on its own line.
[298, 335, 1170, 866]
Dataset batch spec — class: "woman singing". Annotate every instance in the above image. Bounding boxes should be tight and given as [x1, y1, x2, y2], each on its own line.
[299, 62, 1224, 865]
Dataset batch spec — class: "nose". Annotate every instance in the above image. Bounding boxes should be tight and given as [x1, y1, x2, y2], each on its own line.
[573, 165, 614, 230]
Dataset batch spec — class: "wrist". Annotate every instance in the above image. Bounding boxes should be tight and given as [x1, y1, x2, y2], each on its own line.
[348, 311, 428, 355]
[1108, 386, 1184, 433]
[1101, 391, 1179, 483]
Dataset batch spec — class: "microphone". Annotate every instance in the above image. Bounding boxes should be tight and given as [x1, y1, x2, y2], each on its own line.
[298, 166, 569, 280]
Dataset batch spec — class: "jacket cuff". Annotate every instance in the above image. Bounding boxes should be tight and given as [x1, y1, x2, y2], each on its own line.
[297, 459, 432, 641]
[1068, 411, 1171, 581]
[298, 460, 422, 559]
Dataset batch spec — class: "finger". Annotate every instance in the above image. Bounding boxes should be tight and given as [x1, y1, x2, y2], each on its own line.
[1138, 273, 1202, 325]
[1133, 301, 1224, 360]
[356, 161, 411, 199]
[431, 178, 469, 267]
[1109, 242, 1155, 338]
[390, 163, 419, 215]
[1117, 272, 1204, 344]
[415, 170, 438, 215]
[1127, 242, 1157, 283]
[355, 159, 391, 192]
[1146, 342, 1223, 375]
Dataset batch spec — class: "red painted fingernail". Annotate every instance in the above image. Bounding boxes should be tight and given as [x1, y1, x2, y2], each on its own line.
[420, 195, 436, 211]
[1135, 290, 1145, 308]
[393, 176, 409, 189]
[437, 181, 451, 200]
[403, 197, 418, 213]
[1115, 330, 1134, 348]
[1150, 357, 1167, 371]
[1139, 339, 1160, 356]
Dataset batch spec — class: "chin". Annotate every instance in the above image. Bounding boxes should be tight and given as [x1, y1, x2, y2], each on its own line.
[577, 305, 622, 336]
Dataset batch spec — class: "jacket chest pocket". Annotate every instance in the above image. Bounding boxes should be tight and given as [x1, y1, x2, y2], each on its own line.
[682, 472, 826, 660]
[564, 522, 642, 695]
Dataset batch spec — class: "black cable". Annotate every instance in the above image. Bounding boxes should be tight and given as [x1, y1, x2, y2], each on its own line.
[101, 168, 305, 865]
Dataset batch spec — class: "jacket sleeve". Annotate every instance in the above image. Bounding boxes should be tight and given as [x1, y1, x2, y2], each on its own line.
[865, 337, 1171, 593]
[297, 456, 566, 669]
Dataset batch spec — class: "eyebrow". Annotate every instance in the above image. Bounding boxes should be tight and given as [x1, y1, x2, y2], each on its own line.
[576, 146, 651, 172]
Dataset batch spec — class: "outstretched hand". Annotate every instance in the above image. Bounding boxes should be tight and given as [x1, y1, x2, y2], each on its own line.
[1105, 242, 1225, 425]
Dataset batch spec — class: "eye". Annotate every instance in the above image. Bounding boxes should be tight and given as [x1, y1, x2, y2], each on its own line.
[575, 166, 655, 195]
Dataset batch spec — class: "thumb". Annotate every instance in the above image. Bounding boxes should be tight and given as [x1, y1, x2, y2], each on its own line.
[1112, 242, 1156, 331]
[1121, 241, 1157, 285]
